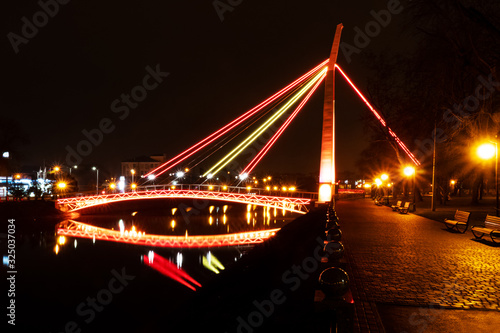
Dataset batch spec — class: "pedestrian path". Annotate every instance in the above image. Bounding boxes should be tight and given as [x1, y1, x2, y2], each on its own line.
[336, 198, 500, 332]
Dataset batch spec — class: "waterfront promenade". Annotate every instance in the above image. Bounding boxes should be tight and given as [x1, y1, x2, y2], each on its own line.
[337, 198, 500, 333]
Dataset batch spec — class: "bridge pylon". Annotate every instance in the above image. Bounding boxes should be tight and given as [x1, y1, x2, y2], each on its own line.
[318, 23, 343, 203]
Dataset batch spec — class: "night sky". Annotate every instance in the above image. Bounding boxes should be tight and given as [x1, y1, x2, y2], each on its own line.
[2, 0, 412, 177]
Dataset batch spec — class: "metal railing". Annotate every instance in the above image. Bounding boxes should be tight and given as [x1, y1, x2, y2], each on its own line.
[137, 184, 319, 200]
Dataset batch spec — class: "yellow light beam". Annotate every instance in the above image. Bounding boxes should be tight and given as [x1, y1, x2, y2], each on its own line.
[203, 67, 327, 177]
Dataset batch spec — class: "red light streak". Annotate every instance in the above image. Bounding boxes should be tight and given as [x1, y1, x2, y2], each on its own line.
[145, 59, 329, 178]
[242, 71, 327, 175]
[143, 252, 201, 291]
[334, 64, 421, 166]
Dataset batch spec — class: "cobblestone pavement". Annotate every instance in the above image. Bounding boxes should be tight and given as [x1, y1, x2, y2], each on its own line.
[335, 199, 500, 332]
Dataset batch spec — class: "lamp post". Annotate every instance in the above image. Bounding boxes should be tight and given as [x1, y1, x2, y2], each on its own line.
[477, 143, 498, 216]
[375, 178, 384, 196]
[92, 166, 99, 195]
[404, 166, 416, 208]
[131, 169, 135, 184]
[381, 173, 389, 198]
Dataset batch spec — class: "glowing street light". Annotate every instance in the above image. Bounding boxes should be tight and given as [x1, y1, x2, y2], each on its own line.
[54, 166, 60, 173]
[374, 178, 382, 186]
[92, 167, 99, 195]
[131, 183, 137, 191]
[381, 174, 389, 181]
[57, 182, 67, 189]
[404, 166, 415, 176]
[477, 143, 495, 160]
[109, 183, 116, 190]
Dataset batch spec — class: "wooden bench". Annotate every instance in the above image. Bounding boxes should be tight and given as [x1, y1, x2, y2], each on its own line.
[398, 202, 411, 214]
[391, 200, 402, 211]
[471, 215, 500, 243]
[443, 210, 470, 233]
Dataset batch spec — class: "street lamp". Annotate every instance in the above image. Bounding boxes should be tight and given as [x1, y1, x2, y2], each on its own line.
[477, 142, 498, 216]
[92, 166, 99, 195]
[131, 169, 135, 184]
[404, 166, 416, 207]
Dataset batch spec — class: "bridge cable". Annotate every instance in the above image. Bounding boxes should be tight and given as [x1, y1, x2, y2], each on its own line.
[202, 67, 328, 178]
[144, 59, 329, 178]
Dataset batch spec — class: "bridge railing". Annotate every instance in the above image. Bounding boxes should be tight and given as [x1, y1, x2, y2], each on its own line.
[137, 184, 319, 200]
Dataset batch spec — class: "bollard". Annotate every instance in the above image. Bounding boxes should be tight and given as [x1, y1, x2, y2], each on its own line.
[318, 267, 350, 298]
[326, 227, 342, 242]
[324, 241, 344, 261]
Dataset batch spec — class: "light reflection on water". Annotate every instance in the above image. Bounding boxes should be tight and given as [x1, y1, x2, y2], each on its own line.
[15, 201, 299, 332]
[69, 203, 296, 236]
[50, 202, 298, 277]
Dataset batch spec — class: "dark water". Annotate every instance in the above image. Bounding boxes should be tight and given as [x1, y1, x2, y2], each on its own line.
[3, 199, 299, 333]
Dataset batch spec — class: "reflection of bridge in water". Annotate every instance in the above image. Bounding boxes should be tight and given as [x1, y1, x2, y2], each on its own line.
[57, 220, 280, 248]
[56, 184, 314, 214]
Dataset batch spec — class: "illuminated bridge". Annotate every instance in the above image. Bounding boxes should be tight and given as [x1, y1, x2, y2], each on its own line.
[56, 23, 419, 226]
[56, 186, 313, 214]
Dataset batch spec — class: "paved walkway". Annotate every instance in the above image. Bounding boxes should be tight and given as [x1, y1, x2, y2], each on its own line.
[336, 198, 500, 333]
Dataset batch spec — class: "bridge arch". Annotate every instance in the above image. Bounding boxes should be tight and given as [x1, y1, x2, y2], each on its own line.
[56, 189, 311, 214]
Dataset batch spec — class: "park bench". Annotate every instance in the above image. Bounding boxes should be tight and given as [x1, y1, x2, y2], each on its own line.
[375, 196, 390, 206]
[373, 196, 383, 205]
[471, 214, 500, 243]
[398, 202, 411, 214]
[443, 210, 470, 233]
[391, 200, 402, 211]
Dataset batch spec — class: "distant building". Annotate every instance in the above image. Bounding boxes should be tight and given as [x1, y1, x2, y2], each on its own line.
[121, 155, 166, 181]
